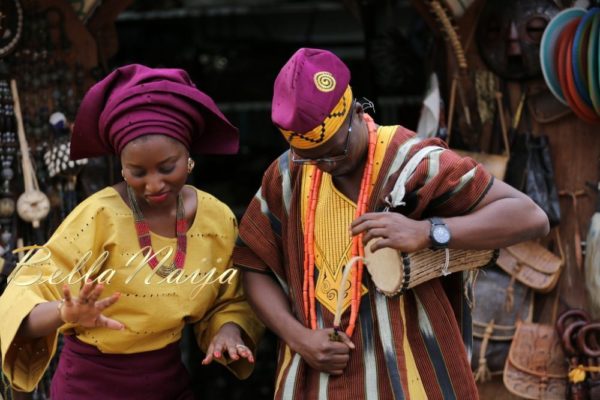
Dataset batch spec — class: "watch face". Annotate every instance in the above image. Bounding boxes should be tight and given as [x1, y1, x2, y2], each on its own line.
[432, 225, 451, 244]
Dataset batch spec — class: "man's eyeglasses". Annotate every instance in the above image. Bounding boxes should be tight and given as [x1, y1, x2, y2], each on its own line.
[290, 104, 354, 165]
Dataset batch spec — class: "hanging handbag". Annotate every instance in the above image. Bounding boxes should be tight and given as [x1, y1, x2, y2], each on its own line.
[504, 102, 561, 226]
[446, 77, 511, 180]
[496, 230, 564, 293]
[503, 320, 568, 399]
[471, 266, 533, 382]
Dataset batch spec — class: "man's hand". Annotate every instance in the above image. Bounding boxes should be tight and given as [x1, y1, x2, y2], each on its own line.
[294, 327, 355, 375]
[351, 212, 430, 253]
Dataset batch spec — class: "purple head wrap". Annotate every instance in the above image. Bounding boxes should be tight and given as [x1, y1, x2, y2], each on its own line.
[71, 64, 238, 159]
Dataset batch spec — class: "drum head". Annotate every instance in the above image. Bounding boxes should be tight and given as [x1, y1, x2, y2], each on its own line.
[364, 239, 403, 296]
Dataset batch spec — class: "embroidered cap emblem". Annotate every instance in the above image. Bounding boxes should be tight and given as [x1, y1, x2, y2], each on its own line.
[313, 72, 336, 92]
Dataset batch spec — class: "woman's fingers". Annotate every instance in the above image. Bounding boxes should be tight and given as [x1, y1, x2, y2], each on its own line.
[202, 338, 254, 365]
[235, 344, 255, 363]
[87, 283, 104, 303]
[62, 284, 73, 305]
[224, 342, 254, 362]
[95, 293, 120, 311]
[212, 341, 224, 359]
[97, 315, 124, 330]
[78, 279, 95, 300]
[226, 343, 240, 361]
[202, 342, 215, 365]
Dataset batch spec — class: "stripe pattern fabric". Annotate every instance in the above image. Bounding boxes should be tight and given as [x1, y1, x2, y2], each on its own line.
[234, 125, 492, 399]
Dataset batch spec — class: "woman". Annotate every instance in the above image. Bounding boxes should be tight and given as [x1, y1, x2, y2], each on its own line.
[0, 64, 263, 399]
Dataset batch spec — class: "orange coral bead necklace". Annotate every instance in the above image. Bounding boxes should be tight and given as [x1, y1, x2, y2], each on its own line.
[302, 114, 377, 337]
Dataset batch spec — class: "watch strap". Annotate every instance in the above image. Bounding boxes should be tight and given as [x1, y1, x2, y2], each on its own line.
[430, 216, 444, 226]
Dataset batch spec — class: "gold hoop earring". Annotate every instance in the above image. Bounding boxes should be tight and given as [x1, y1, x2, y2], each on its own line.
[187, 158, 195, 174]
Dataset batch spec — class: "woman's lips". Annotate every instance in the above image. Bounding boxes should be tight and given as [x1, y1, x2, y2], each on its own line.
[146, 192, 169, 203]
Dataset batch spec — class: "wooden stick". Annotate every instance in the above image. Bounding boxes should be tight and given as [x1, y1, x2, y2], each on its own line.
[495, 92, 510, 155]
[10, 79, 34, 192]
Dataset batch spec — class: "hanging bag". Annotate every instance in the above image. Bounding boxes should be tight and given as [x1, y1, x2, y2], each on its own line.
[503, 320, 568, 399]
[471, 266, 533, 382]
[504, 99, 561, 226]
[446, 79, 511, 180]
[503, 289, 568, 399]
[496, 229, 564, 294]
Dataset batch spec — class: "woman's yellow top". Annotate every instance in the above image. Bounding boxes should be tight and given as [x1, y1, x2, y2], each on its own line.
[0, 186, 263, 391]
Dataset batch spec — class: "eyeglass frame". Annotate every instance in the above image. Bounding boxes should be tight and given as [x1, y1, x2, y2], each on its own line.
[290, 101, 356, 165]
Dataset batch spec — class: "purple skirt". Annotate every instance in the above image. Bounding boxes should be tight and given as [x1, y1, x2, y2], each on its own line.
[50, 335, 196, 400]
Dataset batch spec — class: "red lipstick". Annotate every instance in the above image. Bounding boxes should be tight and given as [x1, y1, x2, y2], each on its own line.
[146, 193, 169, 203]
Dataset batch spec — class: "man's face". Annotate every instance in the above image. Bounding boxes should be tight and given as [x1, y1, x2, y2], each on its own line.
[291, 104, 361, 176]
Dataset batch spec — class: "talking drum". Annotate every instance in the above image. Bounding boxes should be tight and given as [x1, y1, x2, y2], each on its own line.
[364, 239, 497, 297]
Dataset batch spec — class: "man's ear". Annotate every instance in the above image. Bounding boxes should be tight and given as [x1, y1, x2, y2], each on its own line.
[355, 102, 364, 118]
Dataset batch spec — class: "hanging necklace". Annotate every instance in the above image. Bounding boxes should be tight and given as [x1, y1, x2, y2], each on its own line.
[303, 114, 377, 337]
[126, 185, 188, 278]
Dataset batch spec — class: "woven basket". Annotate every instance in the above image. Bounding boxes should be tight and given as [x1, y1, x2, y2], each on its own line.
[365, 243, 497, 296]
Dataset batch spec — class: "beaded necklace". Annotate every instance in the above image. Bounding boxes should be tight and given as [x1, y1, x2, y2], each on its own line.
[303, 114, 378, 337]
[126, 185, 188, 278]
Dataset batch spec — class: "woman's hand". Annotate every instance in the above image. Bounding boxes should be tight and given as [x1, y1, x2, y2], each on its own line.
[202, 322, 254, 365]
[59, 280, 124, 330]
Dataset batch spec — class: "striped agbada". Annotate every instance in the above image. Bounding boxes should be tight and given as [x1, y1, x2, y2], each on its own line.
[234, 125, 493, 399]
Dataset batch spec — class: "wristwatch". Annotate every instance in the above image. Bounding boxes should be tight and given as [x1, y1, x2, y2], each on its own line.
[429, 217, 451, 249]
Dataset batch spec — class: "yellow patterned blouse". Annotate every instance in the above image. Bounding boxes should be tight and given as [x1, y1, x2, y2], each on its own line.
[0, 186, 263, 392]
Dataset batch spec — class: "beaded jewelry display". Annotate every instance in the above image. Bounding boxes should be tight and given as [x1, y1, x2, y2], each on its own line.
[126, 185, 187, 278]
[303, 114, 377, 337]
[0, 81, 17, 196]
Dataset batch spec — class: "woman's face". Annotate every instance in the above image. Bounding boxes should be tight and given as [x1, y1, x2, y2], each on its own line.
[120, 135, 189, 207]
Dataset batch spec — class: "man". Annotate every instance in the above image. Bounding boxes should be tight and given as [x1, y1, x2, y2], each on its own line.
[233, 48, 549, 399]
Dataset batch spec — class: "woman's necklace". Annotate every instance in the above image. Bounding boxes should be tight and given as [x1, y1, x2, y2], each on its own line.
[126, 185, 188, 278]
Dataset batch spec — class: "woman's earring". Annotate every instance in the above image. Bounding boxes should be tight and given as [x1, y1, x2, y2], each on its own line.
[187, 158, 195, 174]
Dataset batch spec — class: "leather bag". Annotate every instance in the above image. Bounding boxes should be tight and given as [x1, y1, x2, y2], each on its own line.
[447, 77, 511, 180]
[496, 239, 563, 293]
[504, 130, 561, 227]
[503, 320, 568, 399]
[471, 266, 533, 382]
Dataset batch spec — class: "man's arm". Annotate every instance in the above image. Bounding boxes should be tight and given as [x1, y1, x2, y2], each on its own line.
[443, 178, 550, 249]
[352, 179, 550, 253]
[242, 269, 355, 375]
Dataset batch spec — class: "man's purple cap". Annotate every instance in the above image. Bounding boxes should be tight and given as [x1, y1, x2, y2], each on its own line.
[271, 48, 350, 133]
[70, 64, 239, 159]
